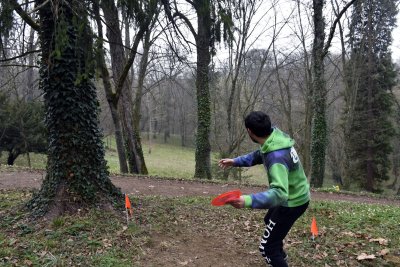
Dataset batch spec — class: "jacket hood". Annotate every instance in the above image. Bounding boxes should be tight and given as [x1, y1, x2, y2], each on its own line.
[260, 128, 295, 153]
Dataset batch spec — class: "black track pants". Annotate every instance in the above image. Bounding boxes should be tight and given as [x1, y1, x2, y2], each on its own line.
[259, 202, 309, 267]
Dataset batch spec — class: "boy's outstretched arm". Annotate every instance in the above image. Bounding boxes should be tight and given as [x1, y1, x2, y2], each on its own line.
[218, 159, 234, 169]
[219, 150, 263, 170]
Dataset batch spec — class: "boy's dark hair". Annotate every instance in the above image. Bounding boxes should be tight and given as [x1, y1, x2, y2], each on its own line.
[244, 111, 273, 137]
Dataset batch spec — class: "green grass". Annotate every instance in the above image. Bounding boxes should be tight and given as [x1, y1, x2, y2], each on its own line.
[105, 142, 197, 179]
[1, 135, 267, 185]
[0, 152, 47, 170]
[0, 189, 399, 266]
[3, 134, 399, 193]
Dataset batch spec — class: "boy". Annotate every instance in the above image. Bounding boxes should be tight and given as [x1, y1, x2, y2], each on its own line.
[218, 111, 310, 267]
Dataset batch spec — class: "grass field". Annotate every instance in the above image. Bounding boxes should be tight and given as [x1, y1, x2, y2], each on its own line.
[0, 190, 399, 266]
[1, 135, 267, 185]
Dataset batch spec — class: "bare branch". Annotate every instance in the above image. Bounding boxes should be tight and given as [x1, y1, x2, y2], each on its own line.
[114, 26, 147, 101]
[0, 64, 39, 68]
[323, 0, 357, 56]
[9, 0, 40, 31]
[0, 49, 40, 62]
[0, 67, 31, 89]
[27, 0, 50, 14]
[184, 0, 195, 6]
[173, 11, 197, 39]
[161, 0, 197, 49]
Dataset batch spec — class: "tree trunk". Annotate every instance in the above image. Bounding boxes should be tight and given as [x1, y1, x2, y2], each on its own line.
[109, 100, 129, 174]
[132, 30, 153, 174]
[101, 0, 147, 174]
[7, 151, 18, 165]
[303, 94, 313, 176]
[365, 8, 375, 192]
[310, 0, 327, 188]
[180, 122, 186, 147]
[194, 0, 212, 179]
[28, 0, 121, 216]
[120, 92, 140, 173]
[122, 7, 151, 174]
[26, 27, 35, 101]
[93, 2, 128, 174]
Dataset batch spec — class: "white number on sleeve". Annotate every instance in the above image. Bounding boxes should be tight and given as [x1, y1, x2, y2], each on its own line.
[290, 147, 299, 164]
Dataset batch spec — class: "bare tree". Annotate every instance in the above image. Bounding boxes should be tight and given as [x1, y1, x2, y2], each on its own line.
[93, 1, 128, 173]
[98, 0, 158, 174]
[162, 0, 232, 179]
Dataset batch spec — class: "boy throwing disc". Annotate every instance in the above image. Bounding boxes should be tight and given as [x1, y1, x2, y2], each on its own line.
[219, 111, 310, 267]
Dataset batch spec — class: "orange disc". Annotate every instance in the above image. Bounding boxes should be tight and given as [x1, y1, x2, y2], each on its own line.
[211, 190, 242, 206]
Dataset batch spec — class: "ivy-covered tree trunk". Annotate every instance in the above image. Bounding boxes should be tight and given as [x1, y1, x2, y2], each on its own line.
[28, 0, 121, 216]
[302, 89, 313, 176]
[300, 50, 313, 177]
[194, 0, 212, 179]
[310, 0, 327, 188]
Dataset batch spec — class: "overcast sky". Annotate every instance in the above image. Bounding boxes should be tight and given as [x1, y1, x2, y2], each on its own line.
[391, 13, 400, 62]
[185, 0, 400, 66]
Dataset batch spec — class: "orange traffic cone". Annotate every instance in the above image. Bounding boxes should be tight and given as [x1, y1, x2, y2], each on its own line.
[311, 217, 318, 239]
[125, 194, 133, 216]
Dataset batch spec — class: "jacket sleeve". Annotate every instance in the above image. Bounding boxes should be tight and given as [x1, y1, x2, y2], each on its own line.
[233, 150, 263, 167]
[244, 163, 289, 209]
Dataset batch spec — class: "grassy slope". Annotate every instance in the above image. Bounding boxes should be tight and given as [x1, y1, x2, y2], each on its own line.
[0, 190, 400, 266]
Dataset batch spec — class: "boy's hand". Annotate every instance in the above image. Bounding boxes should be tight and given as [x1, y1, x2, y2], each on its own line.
[218, 159, 234, 169]
[227, 196, 245, 209]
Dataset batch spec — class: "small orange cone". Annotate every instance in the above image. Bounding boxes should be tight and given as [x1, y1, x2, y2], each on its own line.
[311, 217, 318, 238]
[125, 194, 133, 216]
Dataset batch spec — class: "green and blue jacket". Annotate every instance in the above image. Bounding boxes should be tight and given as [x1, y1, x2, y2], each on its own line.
[233, 128, 310, 209]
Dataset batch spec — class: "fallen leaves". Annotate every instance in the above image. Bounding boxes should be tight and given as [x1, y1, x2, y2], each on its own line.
[379, 249, 390, 256]
[23, 259, 33, 266]
[356, 248, 391, 261]
[312, 251, 329, 260]
[116, 225, 128, 236]
[339, 231, 391, 263]
[369, 238, 389, 246]
[102, 238, 113, 248]
[357, 253, 376, 261]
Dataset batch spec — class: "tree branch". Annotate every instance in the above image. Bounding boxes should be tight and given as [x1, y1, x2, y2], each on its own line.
[0, 49, 40, 62]
[323, 0, 357, 56]
[9, 0, 40, 31]
[114, 26, 147, 101]
[27, 0, 50, 14]
[161, 0, 197, 46]
[173, 11, 197, 39]
[0, 64, 39, 68]
[184, 0, 195, 6]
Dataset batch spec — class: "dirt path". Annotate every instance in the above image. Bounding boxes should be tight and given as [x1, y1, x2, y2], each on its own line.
[0, 169, 399, 206]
